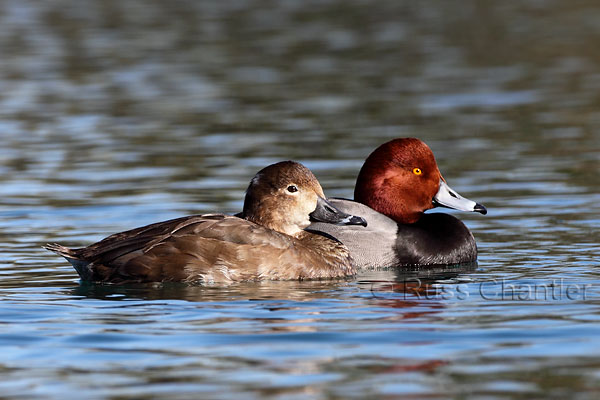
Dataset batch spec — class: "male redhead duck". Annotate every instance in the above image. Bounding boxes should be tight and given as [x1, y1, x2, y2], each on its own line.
[308, 138, 487, 268]
[45, 161, 367, 284]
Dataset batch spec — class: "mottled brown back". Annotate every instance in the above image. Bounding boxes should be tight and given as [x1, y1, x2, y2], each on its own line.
[49, 214, 353, 284]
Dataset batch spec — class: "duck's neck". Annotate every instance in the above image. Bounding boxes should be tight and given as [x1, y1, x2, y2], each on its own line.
[243, 211, 304, 237]
[296, 231, 355, 277]
[355, 190, 422, 224]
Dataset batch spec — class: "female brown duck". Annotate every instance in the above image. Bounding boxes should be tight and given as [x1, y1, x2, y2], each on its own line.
[45, 161, 367, 284]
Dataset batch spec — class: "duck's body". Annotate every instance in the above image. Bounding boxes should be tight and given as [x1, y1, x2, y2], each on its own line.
[309, 199, 477, 268]
[308, 138, 486, 269]
[47, 214, 353, 284]
[46, 161, 367, 284]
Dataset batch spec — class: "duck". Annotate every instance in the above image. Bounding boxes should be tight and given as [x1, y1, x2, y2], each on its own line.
[45, 161, 367, 284]
[308, 138, 487, 268]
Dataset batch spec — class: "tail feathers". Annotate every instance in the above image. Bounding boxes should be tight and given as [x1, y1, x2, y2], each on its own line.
[43, 243, 78, 258]
[44, 243, 93, 281]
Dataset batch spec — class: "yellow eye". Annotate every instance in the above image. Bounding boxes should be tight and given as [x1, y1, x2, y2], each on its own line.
[413, 168, 422, 175]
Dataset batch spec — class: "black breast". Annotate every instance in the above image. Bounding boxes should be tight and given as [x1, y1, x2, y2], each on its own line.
[393, 213, 477, 266]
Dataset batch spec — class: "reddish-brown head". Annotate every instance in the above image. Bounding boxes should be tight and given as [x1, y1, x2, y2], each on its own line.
[354, 138, 442, 224]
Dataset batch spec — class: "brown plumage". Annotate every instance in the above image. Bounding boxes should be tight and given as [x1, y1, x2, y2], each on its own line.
[45, 161, 367, 284]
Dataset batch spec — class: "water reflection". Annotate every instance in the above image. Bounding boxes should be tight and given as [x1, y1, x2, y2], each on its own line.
[62, 263, 477, 301]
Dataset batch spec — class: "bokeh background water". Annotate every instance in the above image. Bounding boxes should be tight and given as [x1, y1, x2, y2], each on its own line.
[1, 0, 599, 398]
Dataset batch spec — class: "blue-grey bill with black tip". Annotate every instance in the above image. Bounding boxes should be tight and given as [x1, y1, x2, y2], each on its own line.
[433, 179, 487, 215]
[310, 197, 368, 227]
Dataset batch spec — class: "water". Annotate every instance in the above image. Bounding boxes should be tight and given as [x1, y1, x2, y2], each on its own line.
[1, 0, 599, 398]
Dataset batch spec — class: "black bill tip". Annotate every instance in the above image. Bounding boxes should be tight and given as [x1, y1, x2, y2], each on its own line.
[474, 203, 487, 215]
[341, 215, 368, 227]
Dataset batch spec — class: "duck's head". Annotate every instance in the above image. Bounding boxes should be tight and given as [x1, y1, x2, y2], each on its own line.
[243, 161, 367, 237]
[354, 138, 487, 224]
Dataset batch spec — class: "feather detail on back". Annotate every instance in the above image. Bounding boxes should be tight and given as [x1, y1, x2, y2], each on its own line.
[45, 214, 353, 284]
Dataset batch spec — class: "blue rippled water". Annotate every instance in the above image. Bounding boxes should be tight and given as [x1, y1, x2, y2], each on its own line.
[1, 1, 599, 399]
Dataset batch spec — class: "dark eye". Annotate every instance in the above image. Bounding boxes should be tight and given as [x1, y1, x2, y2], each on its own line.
[287, 185, 298, 193]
